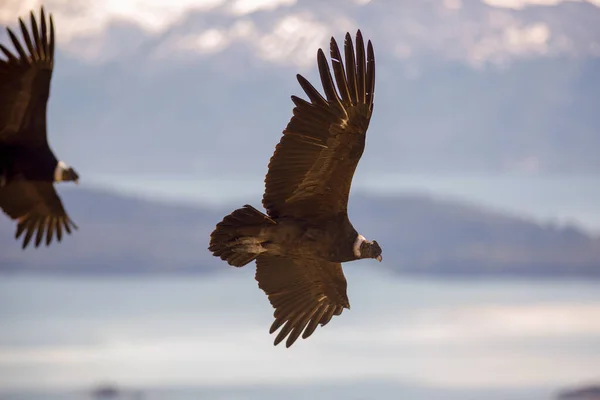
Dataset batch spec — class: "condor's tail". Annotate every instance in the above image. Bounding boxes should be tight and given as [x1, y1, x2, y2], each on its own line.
[209, 204, 276, 267]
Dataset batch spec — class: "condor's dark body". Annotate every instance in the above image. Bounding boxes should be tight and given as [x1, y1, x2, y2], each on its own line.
[209, 30, 382, 348]
[0, 7, 78, 249]
[214, 206, 362, 265]
[1, 145, 58, 182]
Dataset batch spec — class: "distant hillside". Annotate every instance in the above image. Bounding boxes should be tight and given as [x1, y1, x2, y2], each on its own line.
[1, 187, 599, 277]
[556, 384, 600, 400]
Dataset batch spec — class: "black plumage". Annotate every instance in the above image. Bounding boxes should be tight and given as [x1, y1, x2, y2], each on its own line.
[209, 30, 382, 348]
[0, 7, 79, 249]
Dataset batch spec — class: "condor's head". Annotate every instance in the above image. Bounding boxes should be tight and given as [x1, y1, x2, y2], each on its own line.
[54, 161, 79, 184]
[353, 234, 383, 262]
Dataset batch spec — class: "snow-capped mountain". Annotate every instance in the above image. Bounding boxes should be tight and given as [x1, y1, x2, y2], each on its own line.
[1, 0, 599, 179]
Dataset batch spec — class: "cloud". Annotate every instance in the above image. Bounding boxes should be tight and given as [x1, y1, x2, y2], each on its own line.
[483, 0, 600, 9]
[0, 0, 226, 39]
[468, 22, 551, 67]
[0, 0, 299, 38]
[0, 0, 346, 67]
[443, 0, 463, 9]
[0, 0, 40, 26]
[1, 0, 597, 68]
[153, 10, 354, 68]
[256, 13, 334, 67]
[229, 0, 296, 15]
[177, 28, 231, 54]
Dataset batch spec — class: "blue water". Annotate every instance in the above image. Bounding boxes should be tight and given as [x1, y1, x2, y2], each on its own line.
[1, 268, 599, 400]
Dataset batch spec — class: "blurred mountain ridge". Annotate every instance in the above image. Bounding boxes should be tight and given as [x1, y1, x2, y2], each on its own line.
[1, 187, 598, 277]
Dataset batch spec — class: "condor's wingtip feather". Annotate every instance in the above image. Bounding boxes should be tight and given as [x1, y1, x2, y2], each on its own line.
[345, 31, 352, 43]
[40, 7, 49, 55]
[0, 43, 17, 62]
[49, 13, 55, 60]
[18, 17, 37, 60]
[7, 28, 28, 61]
[296, 73, 328, 108]
[29, 10, 43, 59]
[343, 32, 358, 105]
[366, 39, 375, 109]
[15, 214, 77, 249]
[355, 30, 366, 104]
[316, 47, 342, 107]
[329, 36, 351, 106]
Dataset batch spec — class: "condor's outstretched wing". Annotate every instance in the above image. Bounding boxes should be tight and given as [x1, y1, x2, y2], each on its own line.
[0, 178, 77, 249]
[262, 30, 376, 219]
[255, 255, 349, 348]
[0, 7, 54, 146]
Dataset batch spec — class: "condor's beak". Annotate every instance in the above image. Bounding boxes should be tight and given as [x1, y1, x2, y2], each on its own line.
[376, 255, 382, 262]
[75, 179, 79, 185]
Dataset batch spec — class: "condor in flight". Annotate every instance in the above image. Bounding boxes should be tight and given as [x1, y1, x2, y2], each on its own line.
[0, 7, 79, 249]
[209, 30, 382, 348]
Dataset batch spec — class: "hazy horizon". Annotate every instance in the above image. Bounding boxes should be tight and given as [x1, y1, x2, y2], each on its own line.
[83, 172, 600, 235]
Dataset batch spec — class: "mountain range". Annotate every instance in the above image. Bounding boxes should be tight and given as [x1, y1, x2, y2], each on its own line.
[1, 187, 598, 277]
[0, 0, 599, 181]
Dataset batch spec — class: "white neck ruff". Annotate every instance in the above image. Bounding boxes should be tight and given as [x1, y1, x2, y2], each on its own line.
[353, 234, 366, 257]
[54, 161, 68, 182]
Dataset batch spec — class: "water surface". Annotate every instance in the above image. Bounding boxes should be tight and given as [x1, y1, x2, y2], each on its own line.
[1, 269, 598, 399]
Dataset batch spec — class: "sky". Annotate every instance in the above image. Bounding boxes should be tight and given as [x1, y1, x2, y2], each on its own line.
[3, 0, 600, 37]
[1, 0, 599, 233]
